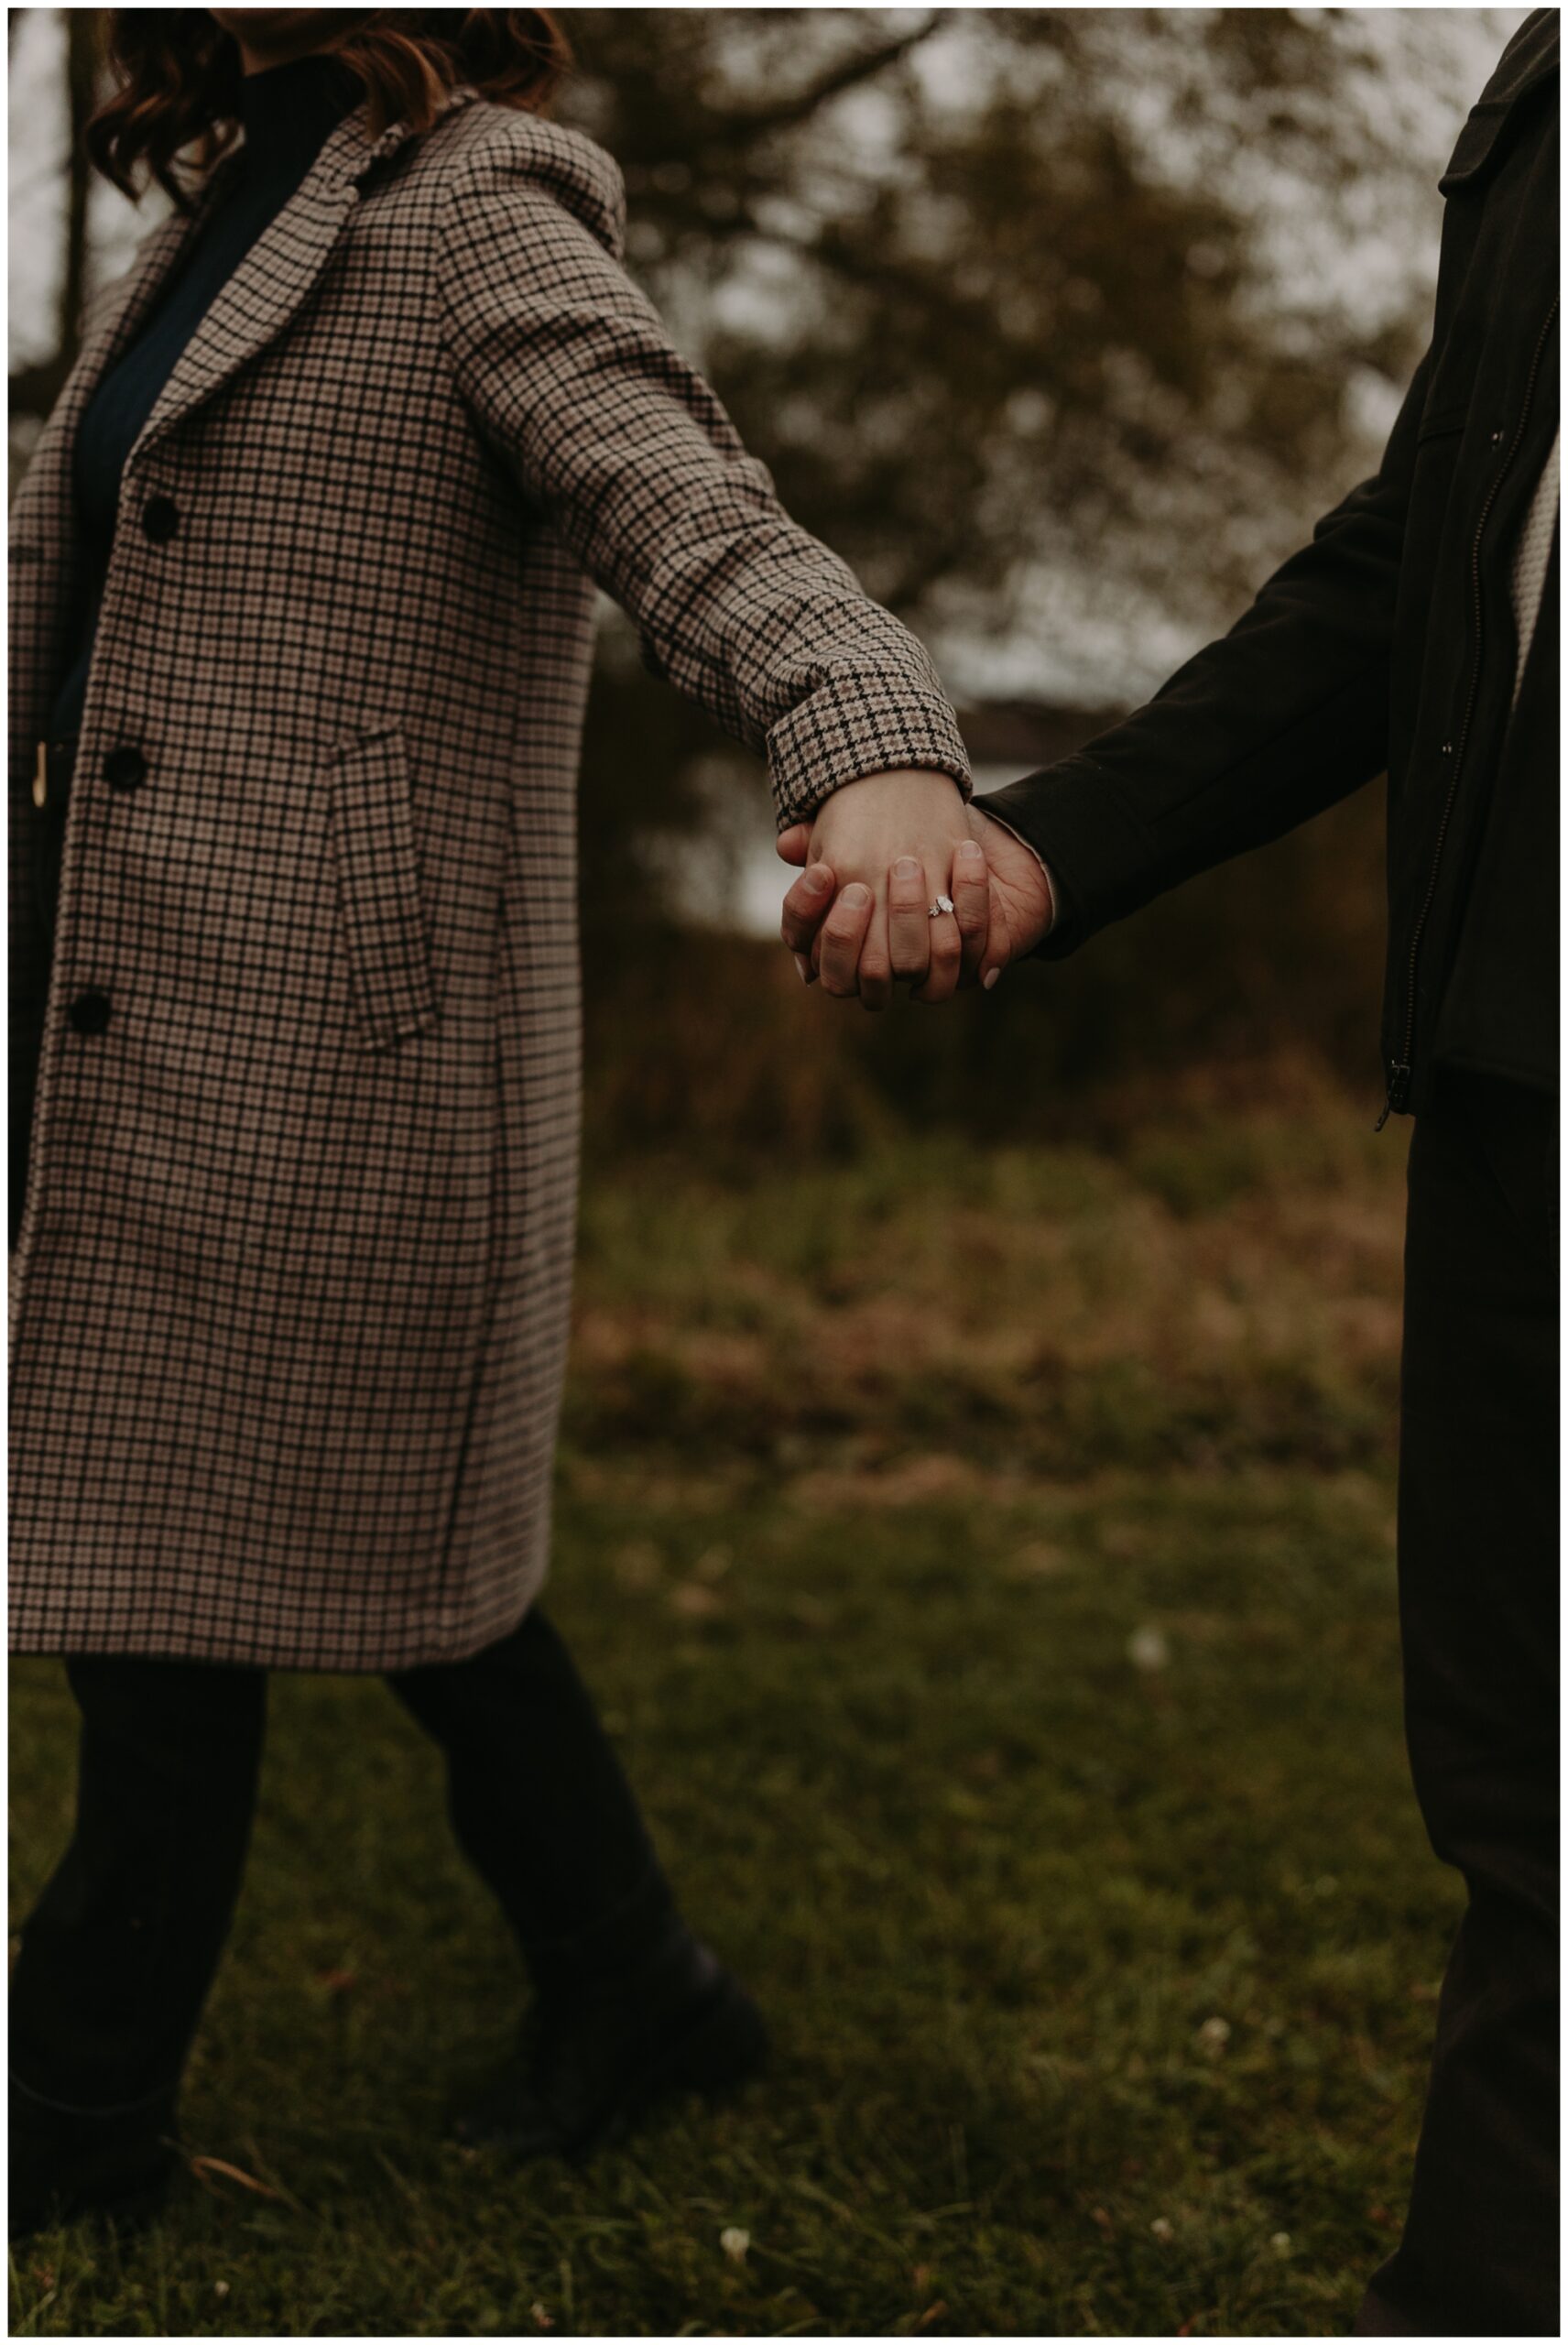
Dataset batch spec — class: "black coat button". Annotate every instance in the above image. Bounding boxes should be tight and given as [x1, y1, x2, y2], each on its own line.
[68, 989, 113, 1036]
[142, 496, 179, 542]
[104, 745, 147, 792]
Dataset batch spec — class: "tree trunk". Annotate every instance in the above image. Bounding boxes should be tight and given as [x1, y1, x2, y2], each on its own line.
[9, 6, 101, 421]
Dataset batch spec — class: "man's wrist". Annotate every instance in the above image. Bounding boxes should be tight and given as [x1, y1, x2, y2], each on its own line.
[975, 802, 1058, 937]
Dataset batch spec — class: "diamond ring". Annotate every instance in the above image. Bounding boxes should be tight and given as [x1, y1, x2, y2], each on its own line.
[928, 895, 955, 919]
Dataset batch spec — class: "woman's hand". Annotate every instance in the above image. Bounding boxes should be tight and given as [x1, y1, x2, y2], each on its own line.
[777, 769, 981, 1010]
[779, 800, 1055, 998]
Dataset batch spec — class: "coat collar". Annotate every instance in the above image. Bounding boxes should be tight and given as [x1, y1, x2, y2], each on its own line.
[313, 75, 481, 192]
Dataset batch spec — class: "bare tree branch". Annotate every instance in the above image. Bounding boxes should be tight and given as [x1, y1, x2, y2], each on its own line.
[60, 8, 100, 358]
[722, 14, 944, 142]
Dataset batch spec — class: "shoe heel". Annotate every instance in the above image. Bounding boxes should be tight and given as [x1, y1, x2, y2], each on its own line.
[668, 1979, 769, 2100]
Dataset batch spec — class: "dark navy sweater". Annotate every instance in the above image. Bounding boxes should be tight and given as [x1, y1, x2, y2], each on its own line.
[48, 48, 362, 747]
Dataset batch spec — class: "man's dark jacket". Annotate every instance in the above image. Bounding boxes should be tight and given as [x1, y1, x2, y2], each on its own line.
[981, 12, 1559, 1118]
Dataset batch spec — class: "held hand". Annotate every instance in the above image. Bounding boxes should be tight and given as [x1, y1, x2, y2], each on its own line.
[779, 802, 1055, 996]
[778, 769, 978, 1010]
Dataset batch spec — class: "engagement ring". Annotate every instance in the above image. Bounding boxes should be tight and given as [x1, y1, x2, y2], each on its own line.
[928, 895, 954, 919]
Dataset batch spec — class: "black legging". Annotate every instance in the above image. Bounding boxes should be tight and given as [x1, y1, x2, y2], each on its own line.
[10, 1608, 676, 2121]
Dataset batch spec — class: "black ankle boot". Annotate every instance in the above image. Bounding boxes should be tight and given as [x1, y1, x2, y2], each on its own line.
[8, 2075, 178, 2244]
[449, 1927, 768, 2161]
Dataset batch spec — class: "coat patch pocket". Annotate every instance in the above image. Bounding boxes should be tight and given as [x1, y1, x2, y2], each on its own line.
[322, 720, 440, 1053]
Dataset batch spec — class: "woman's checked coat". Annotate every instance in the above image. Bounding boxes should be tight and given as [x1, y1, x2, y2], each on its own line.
[8, 84, 970, 1671]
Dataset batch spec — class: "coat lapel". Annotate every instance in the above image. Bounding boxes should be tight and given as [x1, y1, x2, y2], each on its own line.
[7, 154, 240, 782]
[8, 82, 480, 782]
[129, 82, 479, 464]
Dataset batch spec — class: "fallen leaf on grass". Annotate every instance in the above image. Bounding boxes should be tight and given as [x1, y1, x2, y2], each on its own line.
[188, 2155, 288, 2204]
[914, 2303, 948, 2330]
[720, 2226, 750, 2263]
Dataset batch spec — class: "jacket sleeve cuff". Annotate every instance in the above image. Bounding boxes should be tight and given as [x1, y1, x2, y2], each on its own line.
[972, 759, 1154, 959]
[766, 682, 972, 830]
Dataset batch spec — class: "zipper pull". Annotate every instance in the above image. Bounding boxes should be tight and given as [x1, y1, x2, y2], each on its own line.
[1375, 1063, 1411, 1131]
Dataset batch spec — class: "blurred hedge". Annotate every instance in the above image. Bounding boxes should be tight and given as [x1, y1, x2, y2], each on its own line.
[582, 776, 1388, 1163]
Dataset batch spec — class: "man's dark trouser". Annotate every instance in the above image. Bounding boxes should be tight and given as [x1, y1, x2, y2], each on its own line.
[9, 1607, 677, 2142]
[1356, 1070, 1559, 2337]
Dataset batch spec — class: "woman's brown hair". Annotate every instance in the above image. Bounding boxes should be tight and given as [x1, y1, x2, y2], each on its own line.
[87, 10, 572, 212]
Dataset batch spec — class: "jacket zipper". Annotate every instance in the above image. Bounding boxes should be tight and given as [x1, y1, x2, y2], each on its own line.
[1377, 290, 1559, 1129]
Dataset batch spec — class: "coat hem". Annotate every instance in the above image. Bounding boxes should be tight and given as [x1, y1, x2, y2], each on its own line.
[5, 1582, 547, 1676]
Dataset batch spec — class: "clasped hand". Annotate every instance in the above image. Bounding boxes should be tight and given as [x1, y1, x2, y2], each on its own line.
[777, 769, 1054, 1007]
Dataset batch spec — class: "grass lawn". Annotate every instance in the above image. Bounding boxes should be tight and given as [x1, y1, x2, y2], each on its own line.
[9, 1095, 1454, 2337]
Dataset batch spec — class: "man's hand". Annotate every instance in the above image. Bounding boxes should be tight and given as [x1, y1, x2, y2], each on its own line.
[779, 802, 1055, 998]
[777, 769, 977, 1010]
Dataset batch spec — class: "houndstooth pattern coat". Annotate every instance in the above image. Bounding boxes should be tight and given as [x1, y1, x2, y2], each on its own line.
[8, 84, 971, 1672]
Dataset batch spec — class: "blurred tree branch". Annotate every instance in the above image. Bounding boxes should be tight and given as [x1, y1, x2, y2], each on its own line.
[724, 13, 943, 138]
[556, 5, 1451, 650]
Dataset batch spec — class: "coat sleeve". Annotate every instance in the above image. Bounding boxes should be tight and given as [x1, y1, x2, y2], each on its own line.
[434, 125, 970, 830]
[975, 340, 1433, 957]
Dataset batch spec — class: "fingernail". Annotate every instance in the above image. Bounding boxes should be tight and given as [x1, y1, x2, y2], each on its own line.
[793, 954, 811, 984]
[982, 967, 1000, 991]
[802, 865, 831, 895]
[841, 884, 871, 909]
[957, 839, 984, 861]
[893, 856, 920, 879]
